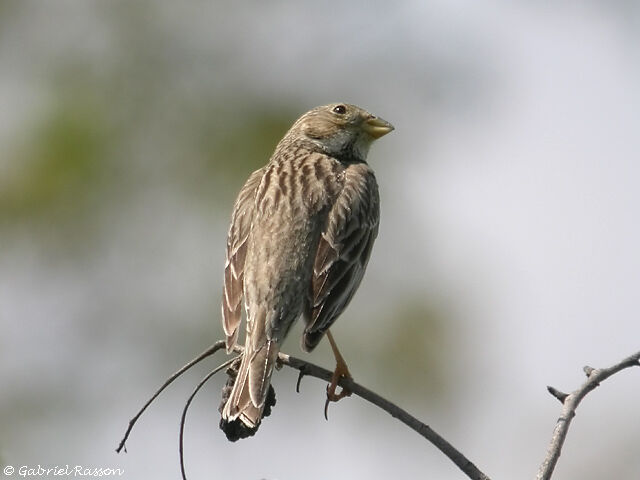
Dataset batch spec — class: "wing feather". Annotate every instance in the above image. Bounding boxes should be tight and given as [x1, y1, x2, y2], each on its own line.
[222, 167, 265, 352]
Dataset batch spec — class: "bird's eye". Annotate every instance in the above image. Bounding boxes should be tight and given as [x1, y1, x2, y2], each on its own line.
[332, 105, 347, 115]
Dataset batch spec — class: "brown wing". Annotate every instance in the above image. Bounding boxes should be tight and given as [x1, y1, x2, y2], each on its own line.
[303, 167, 380, 351]
[222, 167, 265, 352]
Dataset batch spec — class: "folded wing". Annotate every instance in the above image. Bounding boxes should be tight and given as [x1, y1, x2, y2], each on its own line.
[303, 168, 380, 351]
[222, 167, 265, 352]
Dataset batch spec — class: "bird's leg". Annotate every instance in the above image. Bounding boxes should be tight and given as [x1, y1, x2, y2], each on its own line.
[325, 329, 353, 403]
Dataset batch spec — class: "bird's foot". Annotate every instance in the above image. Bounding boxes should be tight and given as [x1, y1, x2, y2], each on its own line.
[323, 361, 352, 420]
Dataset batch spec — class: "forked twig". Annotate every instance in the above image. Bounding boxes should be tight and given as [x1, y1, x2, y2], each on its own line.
[116, 339, 489, 480]
[116, 340, 226, 453]
[537, 350, 640, 480]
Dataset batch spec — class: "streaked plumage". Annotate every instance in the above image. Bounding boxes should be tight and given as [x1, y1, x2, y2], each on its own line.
[220, 103, 393, 438]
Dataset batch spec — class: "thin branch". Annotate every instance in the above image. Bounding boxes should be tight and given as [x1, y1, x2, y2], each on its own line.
[116, 340, 227, 453]
[278, 352, 491, 480]
[117, 339, 490, 479]
[179, 357, 238, 480]
[536, 350, 640, 480]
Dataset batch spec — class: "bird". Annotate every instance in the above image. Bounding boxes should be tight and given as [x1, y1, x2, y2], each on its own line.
[220, 103, 393, 439]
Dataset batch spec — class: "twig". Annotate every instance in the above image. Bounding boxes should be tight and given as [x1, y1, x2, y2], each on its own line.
[116, 340, 227, 453]
[278, 352, 491, 480]
[179, 357, 238, 480]
[536, 350, 640, 480]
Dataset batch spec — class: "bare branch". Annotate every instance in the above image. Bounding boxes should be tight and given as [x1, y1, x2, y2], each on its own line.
[536, 350, 640, 480]
[118, 338, 637, 480]
[116, 340, 227, 453]
[278, 352, 491, 480]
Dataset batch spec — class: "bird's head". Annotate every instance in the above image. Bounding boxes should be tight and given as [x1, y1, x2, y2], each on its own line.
[286, 103, 394, 163]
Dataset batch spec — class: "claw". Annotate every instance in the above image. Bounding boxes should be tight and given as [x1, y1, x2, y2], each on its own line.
[321, 330, 353, 419]
[324, 378, 352, 420]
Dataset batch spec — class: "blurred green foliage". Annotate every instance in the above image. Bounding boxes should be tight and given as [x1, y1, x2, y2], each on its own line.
[0, 63, 296, 252]
[200, 109, 294, 178]
[186, 105, 296, 204]
[372, 299, 452, 405]
[0, 91, 108, 221]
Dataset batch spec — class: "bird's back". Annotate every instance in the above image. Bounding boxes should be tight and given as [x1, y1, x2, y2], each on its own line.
[243, 146, 345, 343]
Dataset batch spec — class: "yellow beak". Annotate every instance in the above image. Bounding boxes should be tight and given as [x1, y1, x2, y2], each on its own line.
[362, 116, 394, 139]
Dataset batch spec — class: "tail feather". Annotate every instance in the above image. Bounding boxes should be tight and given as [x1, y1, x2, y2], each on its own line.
[248, 340, 279, 407]
[222, 340, 279, 429]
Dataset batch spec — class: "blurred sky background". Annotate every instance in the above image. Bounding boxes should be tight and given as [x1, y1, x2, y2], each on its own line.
[1, 1, 639, 479]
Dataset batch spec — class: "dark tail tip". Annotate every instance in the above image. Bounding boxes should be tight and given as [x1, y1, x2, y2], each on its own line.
[219, 418, 259, 442]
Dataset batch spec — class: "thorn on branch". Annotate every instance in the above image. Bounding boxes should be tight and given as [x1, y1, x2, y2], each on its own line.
[583, 366, 595, 377]
[547, 386, 569, 404]
[324, 388, 331, 421]
[296, 366, 307, 393]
